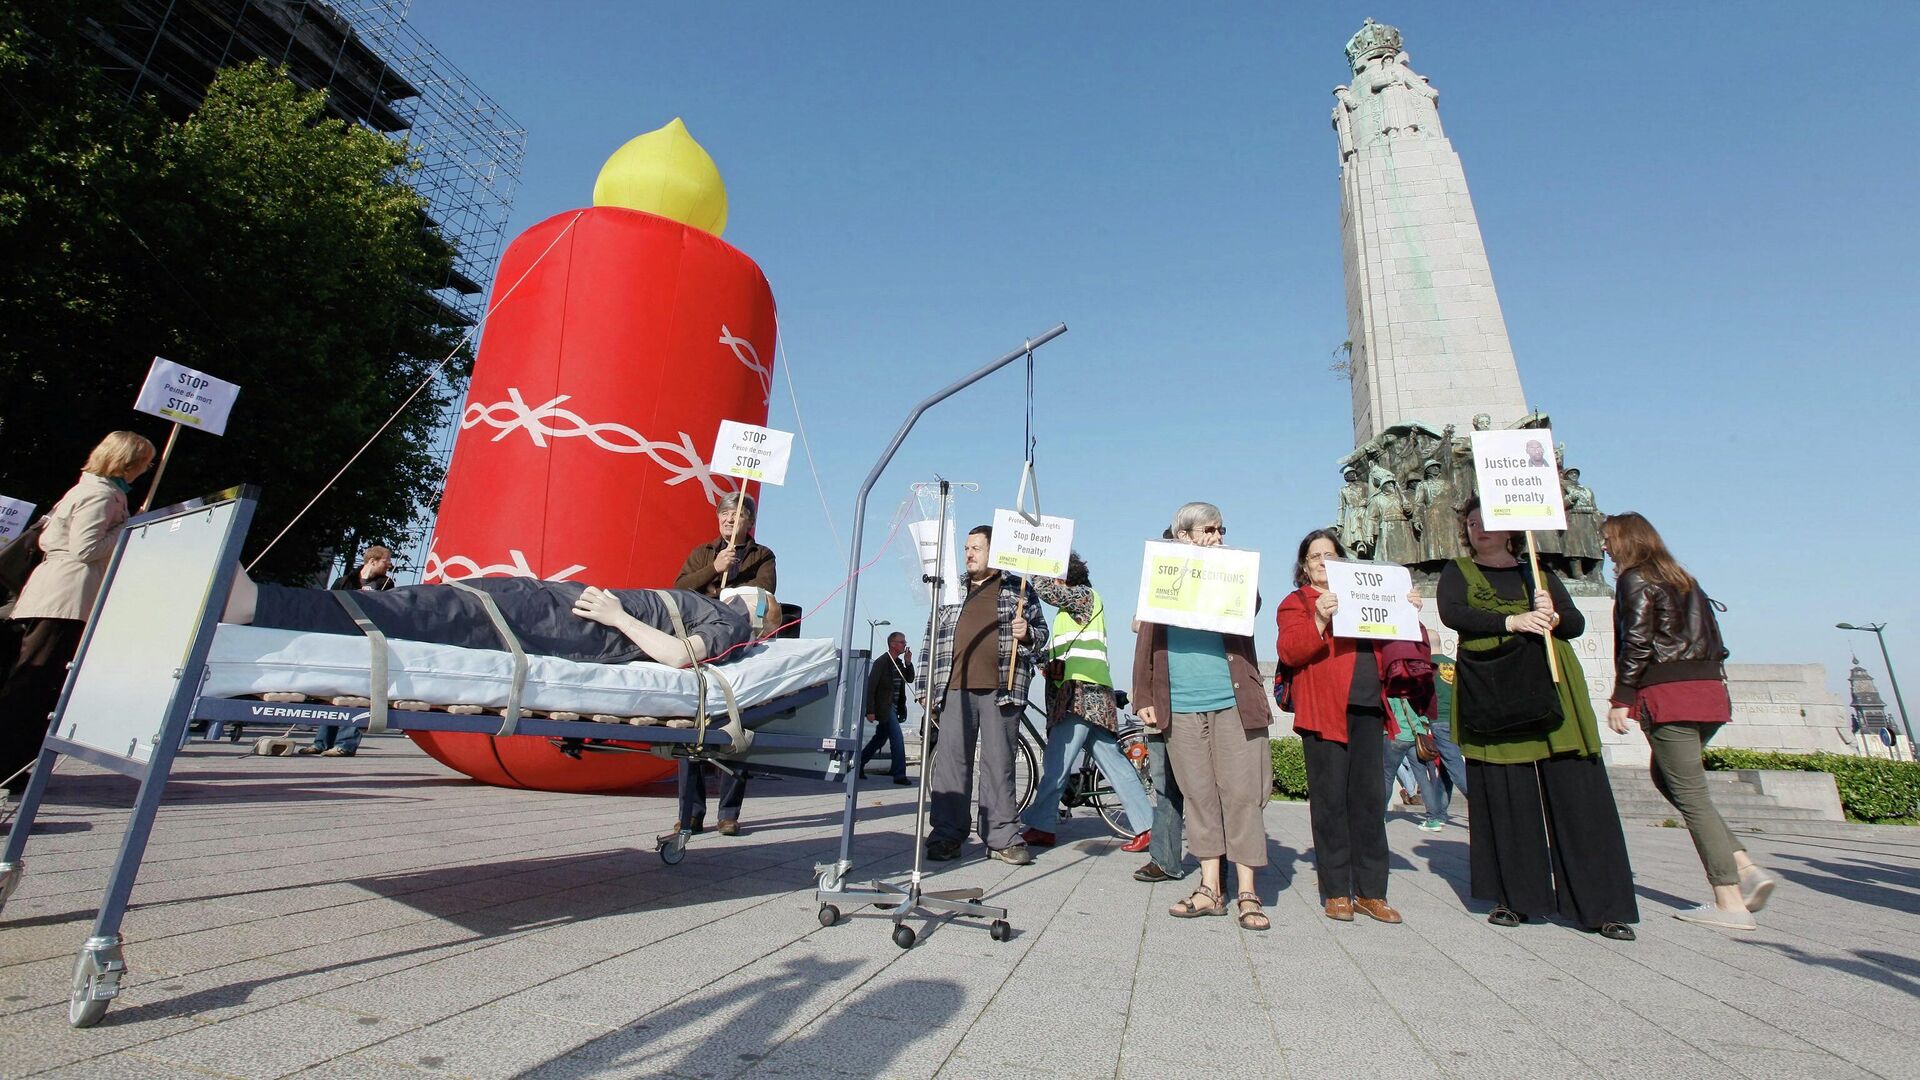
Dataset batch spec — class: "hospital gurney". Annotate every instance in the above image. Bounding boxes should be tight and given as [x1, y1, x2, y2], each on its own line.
[0, 486, 853, 1027]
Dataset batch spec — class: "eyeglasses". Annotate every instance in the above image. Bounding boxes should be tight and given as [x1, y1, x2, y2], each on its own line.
[1195, 525, 1226, 537]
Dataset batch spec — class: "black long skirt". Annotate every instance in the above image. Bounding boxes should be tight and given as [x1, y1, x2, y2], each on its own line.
[1465, 754, 1638, 927]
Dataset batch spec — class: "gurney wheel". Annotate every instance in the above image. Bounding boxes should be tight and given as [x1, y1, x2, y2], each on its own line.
[891, 925, 916, 950]
[990, 920, 1011, 942]
[68, 940, 124, 1029]
[817, 904, 840, 928]
[658, 834, 686, 865]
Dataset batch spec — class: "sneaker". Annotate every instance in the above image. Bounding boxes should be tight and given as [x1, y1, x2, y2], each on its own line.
[295, 747, 322, 755]
[988, 843, 1033, 866]
[1020, 827, 1056, 848]
[1738, 865, 1777, 913]
[319, 747, 355, 757]
[1418, 819, 1445, 832]
[925, 839, 962, 862]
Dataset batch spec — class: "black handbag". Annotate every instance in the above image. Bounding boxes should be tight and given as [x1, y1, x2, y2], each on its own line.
[1454, 633, 1561, 737]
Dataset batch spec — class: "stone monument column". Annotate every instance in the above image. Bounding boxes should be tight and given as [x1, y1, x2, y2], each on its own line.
[1335, 18, 1529, 444]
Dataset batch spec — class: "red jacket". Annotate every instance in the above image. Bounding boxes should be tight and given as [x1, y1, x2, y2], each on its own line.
[1275, 586, 1400, 744]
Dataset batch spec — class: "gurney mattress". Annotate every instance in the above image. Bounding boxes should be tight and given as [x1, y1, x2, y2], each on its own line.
[203, 625, 838, 717]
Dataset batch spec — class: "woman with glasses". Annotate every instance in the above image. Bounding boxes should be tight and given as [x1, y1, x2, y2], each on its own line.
[1131, 502, 1273, 931]
[1276, 528, 1420, 924]
[1438, 498, 1638, 940]
[1604, 512, 1775, 929]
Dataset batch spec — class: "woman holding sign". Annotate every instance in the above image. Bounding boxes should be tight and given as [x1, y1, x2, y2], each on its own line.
[0, 432, 155, 798]
[1437, 498, 1638, 940]
[1131, 502, 1273, 931]
[1604, 512, 1775, 930]
[1275, 529, 1419, 925]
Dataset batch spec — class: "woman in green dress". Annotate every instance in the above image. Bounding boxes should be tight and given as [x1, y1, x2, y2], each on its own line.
[1437, 498, 1638, 940]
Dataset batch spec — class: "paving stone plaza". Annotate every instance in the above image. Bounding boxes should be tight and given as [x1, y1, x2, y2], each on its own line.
[2, 735, 1916, 1079]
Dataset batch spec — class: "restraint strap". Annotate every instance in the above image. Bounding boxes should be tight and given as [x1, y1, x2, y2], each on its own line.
[332, 591, 391, 734]
[651, 590, 750, 754]
[445, 581, 529, 737]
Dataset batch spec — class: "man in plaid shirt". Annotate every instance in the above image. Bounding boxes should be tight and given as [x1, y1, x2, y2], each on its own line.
[918, 525, 1048, 864]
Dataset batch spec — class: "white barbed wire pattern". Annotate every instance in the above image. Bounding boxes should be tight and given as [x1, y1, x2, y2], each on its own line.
[719, 325, 773, 404]
[460, 387, 737, 503]
[422, 545, 588, 584]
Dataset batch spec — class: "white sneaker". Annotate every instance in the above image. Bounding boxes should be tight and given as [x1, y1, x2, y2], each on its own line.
[1739, 866, 1777, 913]
[1673, 907, 1757, 931]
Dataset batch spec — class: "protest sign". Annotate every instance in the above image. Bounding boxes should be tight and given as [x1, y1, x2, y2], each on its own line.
[1324, 558, 1420, 641]
[711, 420, 794, 486]
[133, 357, 240, 436]
[909, 518, 961, 607]
[0, 496, 33, 545]
[986, 509, 1074, 579]
[1134, 540, 1261, 637]
[1469, 428, 1567, 531]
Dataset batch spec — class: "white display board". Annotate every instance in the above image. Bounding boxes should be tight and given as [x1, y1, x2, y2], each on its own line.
[1134, 540, 1260, 637]
[1470, 428, 1567, 531]
[1323, 558, 1420, 641]
[711, 420, 794, 486]
[133, 356, 240, 436]
[986, 509, 1074, 578]
[53, 500, 243, 764]
[0, 495, 33, 545]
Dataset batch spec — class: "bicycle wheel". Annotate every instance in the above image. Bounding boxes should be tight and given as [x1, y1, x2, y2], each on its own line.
[1090, 756, 1153, 840]
[1012, 729, 1037, 814]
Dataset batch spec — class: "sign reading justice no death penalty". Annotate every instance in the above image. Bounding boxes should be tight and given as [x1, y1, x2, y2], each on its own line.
[1469, 427, 1567, 531]
[1134, 540, 1261, 638]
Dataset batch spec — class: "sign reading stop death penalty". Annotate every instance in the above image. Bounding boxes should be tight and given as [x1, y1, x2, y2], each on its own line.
[0, 496, 34, 545]
[711, 420, 794, 486]
[133, 357, 240, 435]
[1324, 558, 1420, 641]
[1470, 427, 1568, 531]
[1135, 540, 1261, 638]
[986, 509, 1074, 578]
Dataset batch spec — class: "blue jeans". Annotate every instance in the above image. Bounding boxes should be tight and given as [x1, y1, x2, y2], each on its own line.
[311, 724, 360, 753]
[1383, 740, 1447, 819]
[677, 759, 747, 826]
[1146, 733, 1186, 876]
[1430, 712, 1469, 800]
[1020, 718, 1152, 835]
[859, 700, 907, 780]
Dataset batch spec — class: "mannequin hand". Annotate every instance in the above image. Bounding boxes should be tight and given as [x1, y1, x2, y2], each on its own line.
[571, 586, 626, 628]
[1607, 705, 1633, 734]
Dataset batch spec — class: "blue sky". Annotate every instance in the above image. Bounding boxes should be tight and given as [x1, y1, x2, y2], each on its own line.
[405, 3, 1918, 709]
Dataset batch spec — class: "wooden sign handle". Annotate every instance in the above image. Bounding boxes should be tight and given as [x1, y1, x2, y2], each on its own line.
[1006, 573, 1025, 693]
[1524, 531, 1561, 684]
[139, 422, 182, 514]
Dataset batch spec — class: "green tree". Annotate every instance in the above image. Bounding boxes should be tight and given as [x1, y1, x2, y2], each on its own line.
[0, 3, 469, 580]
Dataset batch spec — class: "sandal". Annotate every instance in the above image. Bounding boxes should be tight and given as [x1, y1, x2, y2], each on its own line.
[1168, 885, 1225, 918]
[1487, 906, 1528, 928]
[1234, 892, 1270, 931]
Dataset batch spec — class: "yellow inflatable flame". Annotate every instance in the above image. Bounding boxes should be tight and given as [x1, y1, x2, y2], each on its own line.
[592, 118, 729, 236]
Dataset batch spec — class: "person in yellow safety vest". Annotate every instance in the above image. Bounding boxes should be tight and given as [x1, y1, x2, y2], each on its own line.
[1019, 552, 1153, 851]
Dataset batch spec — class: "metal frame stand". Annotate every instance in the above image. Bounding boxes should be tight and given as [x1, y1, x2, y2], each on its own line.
[0, 487, 258, 1026]
[812, 325, 1066, 948]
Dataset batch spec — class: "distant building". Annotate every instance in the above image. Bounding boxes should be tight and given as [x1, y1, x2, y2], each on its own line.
[1849, 658, 1893, 738]
[78, 0, 525, 326]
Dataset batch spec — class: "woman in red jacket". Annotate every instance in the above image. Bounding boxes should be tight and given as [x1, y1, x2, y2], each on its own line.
[1276, 528, 1420, 924]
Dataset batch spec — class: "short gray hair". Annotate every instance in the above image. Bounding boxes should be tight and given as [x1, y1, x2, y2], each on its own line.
[718, 492, 757, 518]
[1170, 501, 1222, 537]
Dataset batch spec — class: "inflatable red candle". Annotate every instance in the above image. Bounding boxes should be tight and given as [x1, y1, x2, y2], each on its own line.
[412, 120, 778, 792]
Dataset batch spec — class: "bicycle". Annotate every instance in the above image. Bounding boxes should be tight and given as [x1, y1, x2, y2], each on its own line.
[1007, 696, 1153, 839]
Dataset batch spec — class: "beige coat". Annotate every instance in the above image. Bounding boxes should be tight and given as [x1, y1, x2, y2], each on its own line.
[10, 473, 130, 622]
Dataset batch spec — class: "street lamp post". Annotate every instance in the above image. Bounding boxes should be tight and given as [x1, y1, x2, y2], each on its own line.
[1838, 622, 1915, 761]
[866, 618, 891, 657]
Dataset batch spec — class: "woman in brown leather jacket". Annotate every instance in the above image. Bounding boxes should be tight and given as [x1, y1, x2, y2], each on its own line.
[1604, 512, 1777, 930]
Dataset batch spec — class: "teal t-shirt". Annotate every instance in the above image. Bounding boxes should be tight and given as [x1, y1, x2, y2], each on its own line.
[1166, 626, 1235, 713]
